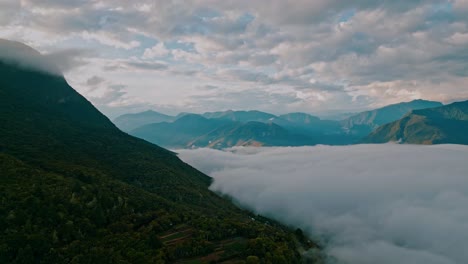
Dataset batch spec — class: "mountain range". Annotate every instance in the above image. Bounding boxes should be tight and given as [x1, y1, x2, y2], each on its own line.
[187, 121, 316, 149]
[340, 99, 443, 137]
[0, 39, 314, 263]
[113, 110, 175, 131]
[117, 99, 463, 148]
[364, 101, 468, 144]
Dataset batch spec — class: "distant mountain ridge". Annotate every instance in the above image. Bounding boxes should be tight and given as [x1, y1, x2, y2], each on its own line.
[341, 99, 443, 138]
[132, 114, 231, 147]
[119, 99, 453, 148]
[188, 121, 316, 149]
[202, 110, 276, 122]
[278, 112, 321, 124]
[363, 100, 468, 144]
[129, 111, 338, 148]
[113, 110, 175, 131]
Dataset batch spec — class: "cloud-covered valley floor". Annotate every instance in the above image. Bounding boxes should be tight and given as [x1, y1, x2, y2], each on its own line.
[177, 144, 468, 264]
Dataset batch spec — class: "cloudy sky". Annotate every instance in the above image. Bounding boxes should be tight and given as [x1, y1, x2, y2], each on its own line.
[2, 0, 468, 117]
[178, 144, 468, 264]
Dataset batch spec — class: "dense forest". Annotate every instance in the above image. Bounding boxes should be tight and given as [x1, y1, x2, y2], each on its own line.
[0, 42, 320, 263]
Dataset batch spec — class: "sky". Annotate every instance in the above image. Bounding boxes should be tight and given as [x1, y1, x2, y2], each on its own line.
[177, 144, 468, 264]
[1, 0, 468, 118]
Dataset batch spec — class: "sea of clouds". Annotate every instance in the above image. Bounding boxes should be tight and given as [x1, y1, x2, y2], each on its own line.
[177, 144, 468, 264]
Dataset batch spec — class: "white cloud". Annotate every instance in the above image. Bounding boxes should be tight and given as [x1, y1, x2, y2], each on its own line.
[2, 0, 468, 116]
[447, 32, 468, 45]
[177, 144, 468, 264]
[142, 42, 169, 59]
[81, 31, 141, 50]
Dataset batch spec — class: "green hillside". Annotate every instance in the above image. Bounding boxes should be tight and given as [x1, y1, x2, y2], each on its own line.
[363, 101, 468, 144]
[188, 121, 316, 149]
[341, 99, 443, 138]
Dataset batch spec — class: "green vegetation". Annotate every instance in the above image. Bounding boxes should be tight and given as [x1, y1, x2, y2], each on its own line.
[130, 114, 336, 149]
[0, 47, 319, 264]
[363, 100, 468, 144]
[187, 121, 316, 149]
[341, 99, 443, 138]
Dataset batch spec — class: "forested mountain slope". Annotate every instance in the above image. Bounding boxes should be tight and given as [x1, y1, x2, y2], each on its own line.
[363, 101, 468, 144]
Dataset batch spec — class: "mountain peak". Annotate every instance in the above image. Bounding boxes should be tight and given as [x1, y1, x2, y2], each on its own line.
[363, 100, 468, 144]
[409, 99, 438, 103]
[279, 112, 321, 123]
[202, 110, 276, 122]
[176, 113, 209, 122]
[341, 99, 443, 137]
[380, 99, 443, 110]
[113, 110, 175, 131]
[1, 50, 113, 130]
[0, 38, 62, 75]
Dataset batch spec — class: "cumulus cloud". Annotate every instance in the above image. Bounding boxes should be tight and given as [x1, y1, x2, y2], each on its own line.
[177, 144, 468, 264]
[142, 42, 170, 59]
[3, 0, 468, 116]
[86, 75, 104, 86]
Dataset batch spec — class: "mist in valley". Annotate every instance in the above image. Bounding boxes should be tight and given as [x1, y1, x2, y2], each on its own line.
[178, 144, 468, 264]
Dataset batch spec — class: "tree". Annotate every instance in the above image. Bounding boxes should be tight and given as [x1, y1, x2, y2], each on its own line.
[246, 255, 260, 264]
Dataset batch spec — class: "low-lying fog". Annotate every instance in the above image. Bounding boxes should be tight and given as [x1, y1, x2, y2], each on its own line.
[177, 144, 468, 264]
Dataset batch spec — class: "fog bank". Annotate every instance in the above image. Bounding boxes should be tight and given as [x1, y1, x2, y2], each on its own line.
[0, 39, 87, 75]
[177, 144, 468, 264]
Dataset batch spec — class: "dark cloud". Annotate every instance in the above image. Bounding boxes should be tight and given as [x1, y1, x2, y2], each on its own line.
[249, 53, 277, 66]
[43, 49, 90, 72]
[86, 75, 105, 86]
[169, 69, 199, 76]
[22, 0, 90, 8]
[126, 61, 168, 70]
[198, 84, 219, 90]
[0, 0, 20, 25]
